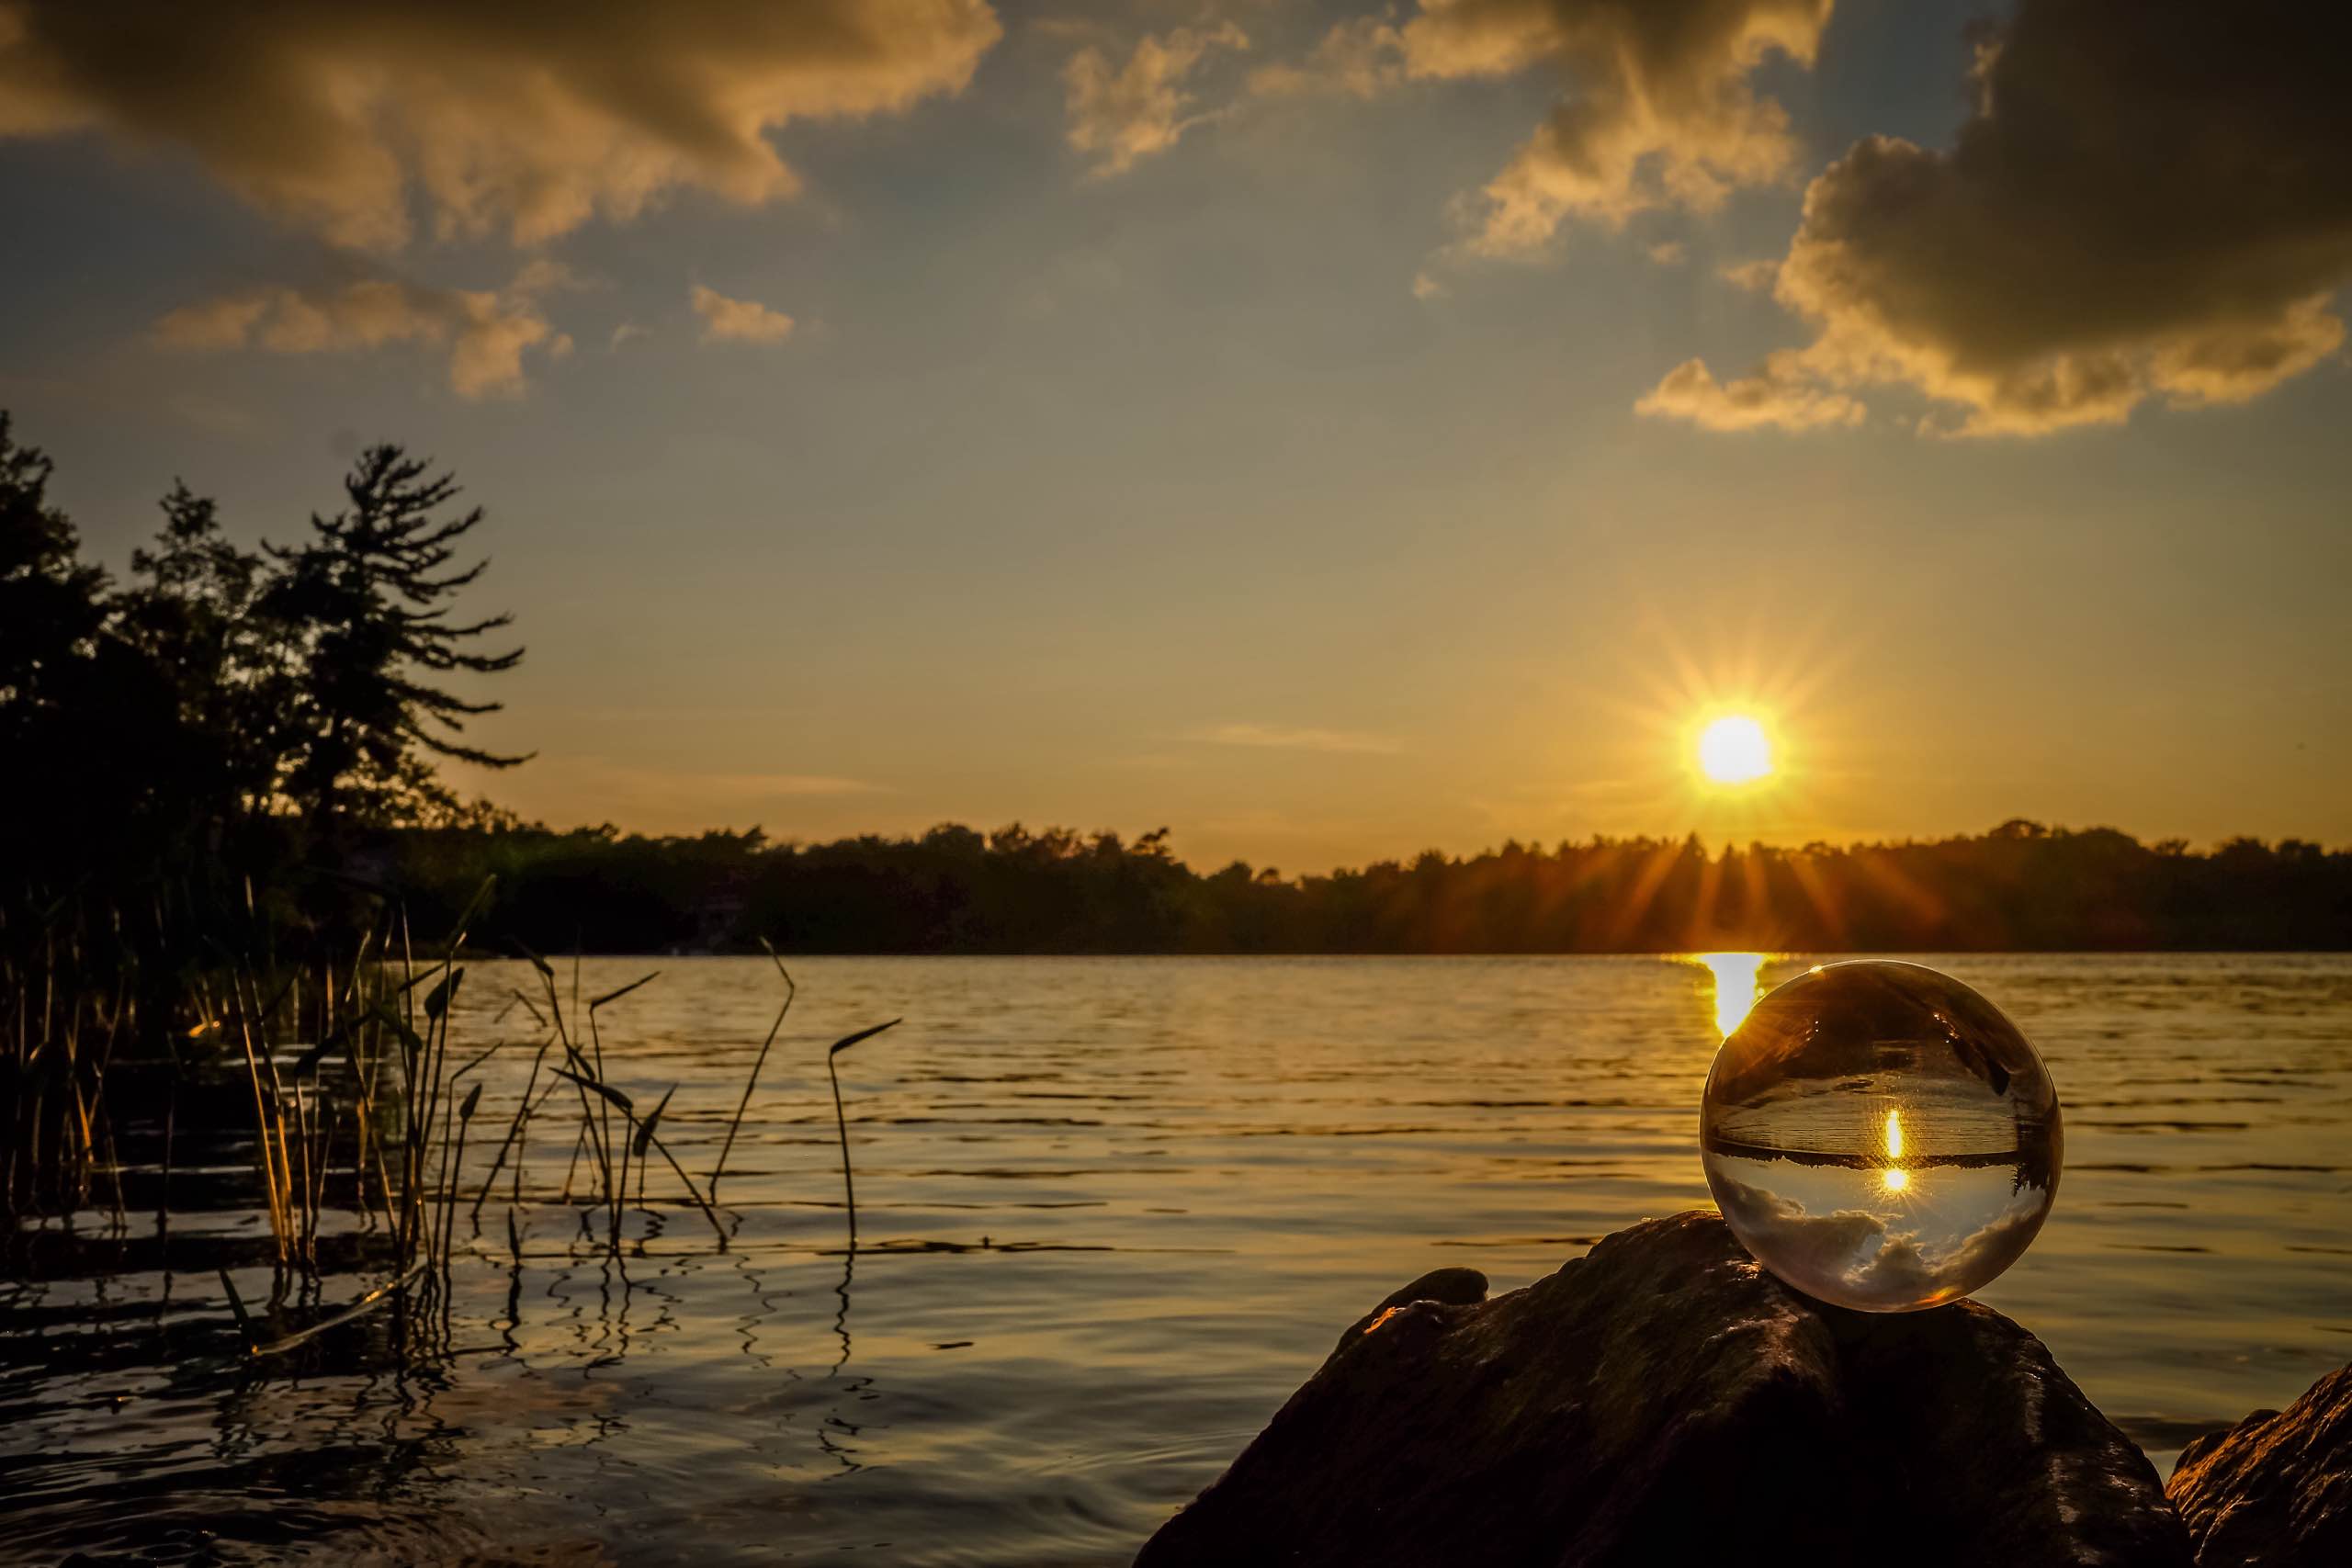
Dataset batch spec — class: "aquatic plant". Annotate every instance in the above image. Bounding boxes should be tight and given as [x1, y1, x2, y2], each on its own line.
[3, 875, 894, 1365]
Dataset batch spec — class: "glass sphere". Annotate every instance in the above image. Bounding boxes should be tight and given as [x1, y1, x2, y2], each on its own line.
[1700, 960, 2062, 1313]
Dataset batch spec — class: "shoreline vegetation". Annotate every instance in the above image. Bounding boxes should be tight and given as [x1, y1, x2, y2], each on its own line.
[380, 817, 2352, 956]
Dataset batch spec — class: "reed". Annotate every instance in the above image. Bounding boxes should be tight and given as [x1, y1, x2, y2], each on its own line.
[826, 1019, 901, 1248]
[6, 884, 906, 1368]
[4, 880, 493, 1280]
[711, 938, 794, 1201]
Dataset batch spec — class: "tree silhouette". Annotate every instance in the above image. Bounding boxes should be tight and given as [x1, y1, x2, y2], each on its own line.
[0, 412, 107, 752]
[0, 413, 158, 885]
[266, 446, 528, 829]
[117, 481, 287, 826]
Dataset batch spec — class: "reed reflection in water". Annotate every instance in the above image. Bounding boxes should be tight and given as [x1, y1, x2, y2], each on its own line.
[4, 953, 2349, 1564]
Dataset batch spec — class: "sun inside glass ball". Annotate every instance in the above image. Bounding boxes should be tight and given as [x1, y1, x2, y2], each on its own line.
[1700, 960, 2062, 1313]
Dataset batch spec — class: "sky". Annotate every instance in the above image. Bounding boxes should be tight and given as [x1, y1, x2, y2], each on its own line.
[2, 0, 2347, 874]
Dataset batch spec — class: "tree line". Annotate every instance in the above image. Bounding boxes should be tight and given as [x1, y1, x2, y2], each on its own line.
[380, 817, 2352, 955]
[5, 405, 2346, 1000]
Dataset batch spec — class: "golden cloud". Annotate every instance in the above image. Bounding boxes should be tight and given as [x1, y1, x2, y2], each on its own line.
[1249, 16, 1406, 101]
[1652, 0, 2352, 437]
[0, 0, 1001, 249]
[154, 268, 565, 398]
[1063, 21, 1250, 178]
[1183, 723, 1402, 756]
[1269, 1, 1833, 254]
[1635, 351, 1862, 433]
[690, 284, 796, 344]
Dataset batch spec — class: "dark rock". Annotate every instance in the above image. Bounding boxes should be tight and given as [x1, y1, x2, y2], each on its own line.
[2168, 1362, 2352, 1567]
[1138, 1210, 2190, 1568]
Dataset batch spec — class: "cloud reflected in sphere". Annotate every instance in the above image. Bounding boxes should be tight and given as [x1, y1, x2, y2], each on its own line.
[1701, 960, 2062, 1313]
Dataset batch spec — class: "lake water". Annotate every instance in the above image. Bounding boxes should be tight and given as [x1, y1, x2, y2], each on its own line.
[6, 953, 2350, 1564]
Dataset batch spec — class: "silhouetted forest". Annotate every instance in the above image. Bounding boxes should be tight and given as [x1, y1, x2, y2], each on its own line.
[4, 407, 2348, 1005]
[378, 817, 2352, 955]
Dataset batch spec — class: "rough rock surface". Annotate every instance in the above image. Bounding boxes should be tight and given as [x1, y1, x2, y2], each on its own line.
[2168, 1363, 2352, 1567]
[1137, 1211, 2191, 1568]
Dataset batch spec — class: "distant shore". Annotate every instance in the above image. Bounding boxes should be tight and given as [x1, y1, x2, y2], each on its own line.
[373, 817, 2352, 956]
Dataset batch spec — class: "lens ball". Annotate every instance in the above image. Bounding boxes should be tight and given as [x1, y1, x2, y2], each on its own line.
[1701, 960, 2062, 1312]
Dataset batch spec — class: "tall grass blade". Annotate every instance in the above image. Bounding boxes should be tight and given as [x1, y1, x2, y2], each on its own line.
[826, 1019, 900, 1250]
[712, 943, 793, 1201]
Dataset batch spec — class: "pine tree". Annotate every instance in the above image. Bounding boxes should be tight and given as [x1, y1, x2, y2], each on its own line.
[118, 481, 287, 822]
[266, 446, 527, 829]
[0, 413, 138, 879]
[0, 412, 107, 736]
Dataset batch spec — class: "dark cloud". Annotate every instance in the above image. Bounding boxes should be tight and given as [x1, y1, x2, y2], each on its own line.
[1645, 0, 2352, 435]
[0, 0, 1001, 248]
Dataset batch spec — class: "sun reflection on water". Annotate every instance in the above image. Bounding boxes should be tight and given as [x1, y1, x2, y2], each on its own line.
[1695, 952, 1767, 1039]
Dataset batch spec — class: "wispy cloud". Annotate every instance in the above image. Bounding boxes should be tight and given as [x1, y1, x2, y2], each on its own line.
[558, 757, 892, 801]
[691, 284, 796, 344]
[1063, 21, 1250, 177]
[705, 773, 888, 796]
[1184, 723, 1403, 756]
[1636, 349, 1865, 434]
[153, 262, 571, 399]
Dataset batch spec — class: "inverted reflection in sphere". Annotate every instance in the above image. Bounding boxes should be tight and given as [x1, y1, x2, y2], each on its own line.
[1700, 960, 2062, 1313]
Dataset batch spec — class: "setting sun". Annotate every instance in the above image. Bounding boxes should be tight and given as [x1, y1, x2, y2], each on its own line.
[1696, 716, 1774, 786]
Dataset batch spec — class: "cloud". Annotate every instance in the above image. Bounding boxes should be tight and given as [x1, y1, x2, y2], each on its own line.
[1646, 240, 1688, 266]
[1411, 269, 1448, 301]
[511, 757, 893, 827]
[153, 265, 569, 398]
[1711, 1169, 2051, 1306]
[1664, 0, 2352, 436]
[690, 284, 796, 344]
[1063, 21, 1250, 177]
[1185, 723, 1403, 756]
[699, 773, 887, 796]
[0, 0, 1001, 249]
[1636, 349, 1863, 433]
[1272, 2, 1834, 254]
[507, 258, 595, 298]
[609, 322, 649, 351]
[1250, 16, 1407, 101]
[1718, 257, 1778, 293]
